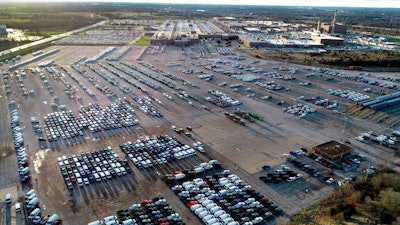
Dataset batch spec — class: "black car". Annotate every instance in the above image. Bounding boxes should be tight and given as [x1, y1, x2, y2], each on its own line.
[262, 164, 271, 170]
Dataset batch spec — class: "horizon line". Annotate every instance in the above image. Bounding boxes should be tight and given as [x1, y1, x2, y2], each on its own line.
[0, 1, 400, 8]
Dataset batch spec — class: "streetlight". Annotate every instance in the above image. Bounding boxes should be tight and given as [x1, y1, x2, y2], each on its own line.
[342, 116, 348, 134]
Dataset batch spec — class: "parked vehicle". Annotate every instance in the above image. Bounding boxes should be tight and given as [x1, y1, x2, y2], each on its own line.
[5, 193, 11, 204]
[28, 208, 41, 219]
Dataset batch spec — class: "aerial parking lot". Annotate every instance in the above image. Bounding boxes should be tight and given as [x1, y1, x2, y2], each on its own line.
[1, 28, 400, 225]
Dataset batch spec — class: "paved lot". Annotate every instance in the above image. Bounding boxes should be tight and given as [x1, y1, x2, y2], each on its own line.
[1, 38, 400, 225]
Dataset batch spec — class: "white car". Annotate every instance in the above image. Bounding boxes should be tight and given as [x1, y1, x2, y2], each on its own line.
[326, 178, 336, 184]
[251, 216, 263, 224]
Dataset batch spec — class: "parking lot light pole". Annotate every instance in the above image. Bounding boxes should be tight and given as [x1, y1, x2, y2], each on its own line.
[342, 116, 348, 134]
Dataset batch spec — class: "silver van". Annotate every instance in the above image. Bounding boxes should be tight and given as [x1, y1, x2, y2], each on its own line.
[87, 221, 103, 225]
[104, 215, 117, 223]
[28, 208, 41, 219]
[27, 197, 39, 209]
[46, 214, 59, 225]
[5, 194, 11, 204]
[15, 202, 21, 212]
[19, 167, 30, 175]
[122, 219, 135, 225]
[25, 193, 37, 202]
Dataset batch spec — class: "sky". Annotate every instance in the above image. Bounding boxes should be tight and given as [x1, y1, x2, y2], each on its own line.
[1, 0, 400, 8]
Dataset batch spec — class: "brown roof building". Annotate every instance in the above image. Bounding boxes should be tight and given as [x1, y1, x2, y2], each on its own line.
[312, 140, 353, 162]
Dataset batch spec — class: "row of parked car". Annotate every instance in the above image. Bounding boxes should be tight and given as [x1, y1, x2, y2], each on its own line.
[78, 99, 140, 133]
[58, 147, 131, 190]
[169, 168, 282, 225]
[164, 160, 221, 183]
[206, 89, 242, 108]
[43, 99, 140, 142]
[43, 110, 84, 142]
[88, 196, 184, 225]
[9, 107, 32, 183]
[287, 158, 322, 178]
[120, 135, 197, 170]
[259, 164, 303, 184]
[24, 189, 61, 224]
[133, 96, 163, 118]
[327, 89, 370, 102]
[281, 103, 316, 118]
[119, 61, 162, 91]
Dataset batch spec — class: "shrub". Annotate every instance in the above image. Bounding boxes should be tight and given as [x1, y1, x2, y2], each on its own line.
[330, 207, 337, 216]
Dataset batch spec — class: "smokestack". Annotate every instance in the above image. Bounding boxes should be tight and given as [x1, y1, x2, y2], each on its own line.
[333, 10, 337, 24]
[317, 20, 321, 32]
[332, 10, 337, 34]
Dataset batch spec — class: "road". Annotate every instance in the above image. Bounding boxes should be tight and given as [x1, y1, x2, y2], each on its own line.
[0, 20, 108, 58]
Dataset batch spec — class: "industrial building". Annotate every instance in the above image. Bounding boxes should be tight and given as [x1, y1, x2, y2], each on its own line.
[0, 25, 7, 36]
[238, 33, 324, 48]
[312, 140, 353, 162]
[320, 23, 347, 35]
[150, 18, 343, 47]
[150, 20, 237, 46]
[311, 34, 344, 46]
[317, 10, 347, 35]
[151, 20, 205, 46]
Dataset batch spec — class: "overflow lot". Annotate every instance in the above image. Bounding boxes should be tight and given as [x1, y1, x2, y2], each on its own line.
[1, 36, 399, 225]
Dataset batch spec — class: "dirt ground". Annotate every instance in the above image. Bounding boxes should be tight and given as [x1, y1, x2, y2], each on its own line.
[1, 39, 400, 225]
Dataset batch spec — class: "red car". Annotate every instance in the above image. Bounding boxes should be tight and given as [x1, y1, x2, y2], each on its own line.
[186, 201, 198, 207]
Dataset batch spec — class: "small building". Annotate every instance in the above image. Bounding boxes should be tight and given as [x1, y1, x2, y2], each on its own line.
[0, 25, 7, 36]
[312, 140, 353, 162]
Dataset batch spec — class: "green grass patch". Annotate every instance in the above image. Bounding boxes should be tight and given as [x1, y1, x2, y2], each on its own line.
[23, 30, 62, 36]
[135, 34, 152, 46]
[0, 19, 31, 24]
[0, 41, 54, 62]
[0, 40, 32, 52]
[387, 37, 400, 45]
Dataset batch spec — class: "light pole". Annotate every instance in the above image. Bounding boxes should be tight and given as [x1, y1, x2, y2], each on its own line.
[342, 116, 348, 134]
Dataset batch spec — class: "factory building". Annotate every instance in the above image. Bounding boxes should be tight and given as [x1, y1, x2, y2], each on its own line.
[150, 18, 342, 47]
[0, 25, 7, 36]
[318, 10, 347, 35]
[320, 23, 347, 35]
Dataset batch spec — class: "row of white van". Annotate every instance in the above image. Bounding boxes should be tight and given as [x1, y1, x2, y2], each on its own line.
[24, 189, 60, 224]
[88, 219, 135, 225]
